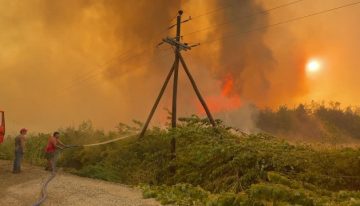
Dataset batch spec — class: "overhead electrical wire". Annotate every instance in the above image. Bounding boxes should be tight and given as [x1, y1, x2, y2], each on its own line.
[55, 48, 173, 96]
[199, 0, 360, 46]
[190, 3, 234, 19]
[55, 11, 180, 96]
[54, 0, 360, 96]
[55, 42, 173, 96]
[182, 0, 305, 37]
[56, 0, 302, 95]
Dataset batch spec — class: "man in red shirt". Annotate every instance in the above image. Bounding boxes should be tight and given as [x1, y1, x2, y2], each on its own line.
[0, 126, 4, 144]
[45, 132, 66, 171]
[0, 111, 5, 144]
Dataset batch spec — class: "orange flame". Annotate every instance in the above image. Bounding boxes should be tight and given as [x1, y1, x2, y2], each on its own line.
[222, 75, 234, 96]
[198, 74, 242, 114]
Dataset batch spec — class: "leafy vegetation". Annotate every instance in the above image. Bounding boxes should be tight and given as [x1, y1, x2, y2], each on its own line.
[257, 102, 360, 142]
[1, 106, 360, 205]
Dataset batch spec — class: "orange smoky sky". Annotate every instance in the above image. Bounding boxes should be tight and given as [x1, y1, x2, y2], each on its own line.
[0, 0, 359, 133]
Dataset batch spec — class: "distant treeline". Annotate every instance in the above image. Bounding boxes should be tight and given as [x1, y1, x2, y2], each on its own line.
[256, 102, 360, 142]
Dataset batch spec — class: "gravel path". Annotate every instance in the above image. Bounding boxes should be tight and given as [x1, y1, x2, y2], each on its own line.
[0, 160, 160, 206]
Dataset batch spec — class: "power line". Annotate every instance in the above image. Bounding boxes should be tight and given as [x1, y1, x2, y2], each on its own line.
[63, 50, 131, 88]
[57, 49, 171, 96]
[44, 4, 226, 97]
[55, 28, 175, 95]
[190, 3, 234, 19]
[55, 51, 141, 95]
[183, 0, 305, 37]
[167, 14, 178, 24]
[52, 0, 360, 96]
[56, 10, 181, 95]
[168, 2, 236, 33]
[55, 48, 173, 96]
[199, 0, 360, 45]
[59, 46, 160, 93]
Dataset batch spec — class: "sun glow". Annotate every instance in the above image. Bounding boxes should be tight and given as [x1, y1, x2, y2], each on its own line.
[306, 59, 322, 75]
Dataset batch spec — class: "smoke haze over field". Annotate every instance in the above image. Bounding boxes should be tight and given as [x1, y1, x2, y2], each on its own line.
[0, 0, 360, 133]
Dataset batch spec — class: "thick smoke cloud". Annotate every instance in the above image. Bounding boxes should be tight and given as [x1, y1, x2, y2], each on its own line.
[186, 0, 308, 109]
[3, 0, 341, 133]
[0, 0, 182, 133]
[208, 0, 275, 103]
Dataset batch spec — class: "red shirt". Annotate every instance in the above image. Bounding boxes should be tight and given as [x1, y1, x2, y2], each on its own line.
[45, 136, 58, 153]
[0, 126, 4, 144]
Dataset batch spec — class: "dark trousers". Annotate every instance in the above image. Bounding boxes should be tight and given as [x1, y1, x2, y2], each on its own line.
[13, 151, 23, 172]
[45, 152, 57, 171]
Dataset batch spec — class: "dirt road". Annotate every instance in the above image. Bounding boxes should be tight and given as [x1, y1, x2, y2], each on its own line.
[0, 160, 160, 206]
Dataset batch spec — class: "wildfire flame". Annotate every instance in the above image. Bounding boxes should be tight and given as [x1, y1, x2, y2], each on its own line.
[198, 75, 242, 114]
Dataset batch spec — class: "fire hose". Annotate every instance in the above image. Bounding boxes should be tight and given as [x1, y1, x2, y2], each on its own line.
[31, 134, 134, 206]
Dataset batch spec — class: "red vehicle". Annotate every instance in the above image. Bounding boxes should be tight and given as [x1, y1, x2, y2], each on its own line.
[0, 111, 5, 144]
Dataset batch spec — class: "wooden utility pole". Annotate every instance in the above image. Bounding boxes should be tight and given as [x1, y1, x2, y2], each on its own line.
[139, 61, 177, 138]
[139, 10, 216, 153]
[172, 11, 182, 128]
[169, 10, 183, 160]
[179, 54, 216, 126]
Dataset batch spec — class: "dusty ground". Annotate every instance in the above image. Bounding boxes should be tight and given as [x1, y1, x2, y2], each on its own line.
[0, 160, 160, 206]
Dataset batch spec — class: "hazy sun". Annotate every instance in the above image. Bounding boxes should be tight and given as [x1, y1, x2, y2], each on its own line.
[306, 59, 322, 74]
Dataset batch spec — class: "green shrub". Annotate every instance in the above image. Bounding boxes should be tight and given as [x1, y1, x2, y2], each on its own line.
[0, 136, 14, 160]
[2, 116, 360, 205]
